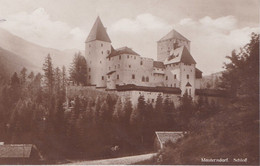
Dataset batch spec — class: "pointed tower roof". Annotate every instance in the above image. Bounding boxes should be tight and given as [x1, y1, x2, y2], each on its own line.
[85, 16, 111, 43]
[158, 29, 190, 42]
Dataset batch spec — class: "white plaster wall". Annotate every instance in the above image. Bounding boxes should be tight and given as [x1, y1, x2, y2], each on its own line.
[85, 40, 111, 87]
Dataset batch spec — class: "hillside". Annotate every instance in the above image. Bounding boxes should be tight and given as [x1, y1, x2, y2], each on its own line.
[0, 28, 82, 71]
[200, 71, 223, 89]
[0, 47, 35, 82]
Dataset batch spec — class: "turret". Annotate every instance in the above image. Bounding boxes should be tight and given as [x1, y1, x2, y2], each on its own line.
[85, 16, 112, 88]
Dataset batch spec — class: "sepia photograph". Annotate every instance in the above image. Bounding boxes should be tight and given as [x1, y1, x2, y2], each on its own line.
[0, 0, 259, 165]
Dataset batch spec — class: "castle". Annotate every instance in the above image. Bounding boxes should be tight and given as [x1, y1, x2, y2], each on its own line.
[80, 16, 224, 106]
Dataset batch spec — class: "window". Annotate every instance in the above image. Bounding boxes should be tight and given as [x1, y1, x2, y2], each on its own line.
[174, 74, 176, 79]
[102, 76, 104, 80]
[100, 61, 102, 64]
[166, 76, 168, 80]
[101, 51, 103, 54]
[127, 55, 129, 59]
[189, 89, 191, 95]
[89, 68, 91, 72]
[146, 77, 149, 82]
[187, 74, 189, 79]
[119, 55, 121, 60]
[129, 65, 131, 68]
[117, 74, 119, 79]
[132, 74, 135, 79]
[101, 43, 103, 47]
[140, 61, 143, 65]
[89, 75, 91, 79]
[152, 99, 154, 103]
[142, 76, 145, 82]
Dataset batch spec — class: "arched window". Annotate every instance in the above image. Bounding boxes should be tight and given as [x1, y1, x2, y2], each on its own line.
[142, 76, 145, 82]
[146, 76, 149, 82]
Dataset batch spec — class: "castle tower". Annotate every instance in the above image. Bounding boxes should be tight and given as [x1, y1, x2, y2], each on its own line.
[85, 16, 112, 88]
[157, 29, 190, 62]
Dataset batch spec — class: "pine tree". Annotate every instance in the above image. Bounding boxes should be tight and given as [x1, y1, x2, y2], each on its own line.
[69, 52, 87, 85]
[19, 67, 27, 85]
[42, 54, 54, 95]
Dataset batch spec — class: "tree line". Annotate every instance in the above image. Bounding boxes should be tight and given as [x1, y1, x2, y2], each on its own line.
[0, 51, 219, 162]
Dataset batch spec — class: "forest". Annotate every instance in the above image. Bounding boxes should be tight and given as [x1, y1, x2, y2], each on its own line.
[0, 51, 220, 163]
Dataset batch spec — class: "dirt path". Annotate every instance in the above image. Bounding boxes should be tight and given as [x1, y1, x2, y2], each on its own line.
[65, 153, 156, 165]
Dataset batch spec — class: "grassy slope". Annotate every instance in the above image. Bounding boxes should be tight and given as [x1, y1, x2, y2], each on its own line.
[149, 102, 259, 165]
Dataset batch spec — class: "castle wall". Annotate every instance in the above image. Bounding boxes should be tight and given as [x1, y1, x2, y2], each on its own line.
[179, 63, 196, 98]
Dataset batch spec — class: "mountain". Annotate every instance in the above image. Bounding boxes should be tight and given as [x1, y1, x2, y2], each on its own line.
[0, 47, 36, 82]
[200, 71, 223, 89]
[0, 28, 82, 72]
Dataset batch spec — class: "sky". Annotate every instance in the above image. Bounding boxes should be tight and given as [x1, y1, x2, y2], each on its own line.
[0, 0, 259, 75]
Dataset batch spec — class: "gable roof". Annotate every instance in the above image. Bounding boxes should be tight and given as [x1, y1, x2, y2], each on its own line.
[153, 61, 165, 69]
[0, 144, 33, 158]
[186, 82, 192, 87]
[85, 16, 111, 43]
[155, 131, 184, 148]
[195, 68, 203, 79]
[164, 46, 196, 65]
[107, 46, 140, 58]
[158, 29, 190, 42]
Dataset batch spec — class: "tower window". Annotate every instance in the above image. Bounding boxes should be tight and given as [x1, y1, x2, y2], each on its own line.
[129, 65, 131, 68]
[117, 75, 119, 79]
[142, 76, 145, 82]
[119, 55, 121, 60]
[102, 76, 104, 80]
[132, 74, 135, 79]
[146, 77, 149, 82]
[166, 76, 168, 80]
[89, 75, 91, 79]
[187, 74, 189, 79]
[101, 51, 103, 54]
[100, 61, 102, 64]
[174, 74, 176, 79]
[127, 55, 129, 59]
[140, 61, 143, 65]
[101, 43, 103, 47]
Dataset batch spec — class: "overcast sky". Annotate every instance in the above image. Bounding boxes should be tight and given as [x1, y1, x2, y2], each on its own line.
[0, 0, 259, 75]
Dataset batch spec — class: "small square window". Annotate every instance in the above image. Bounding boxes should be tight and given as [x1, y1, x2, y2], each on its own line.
[127, 55, 129, 59]
[102, 76, 104, 80]
[129, 65, 131, 68]
[101, 51, 103, 54]
[140, 61, 143, 65]
[187, 74, 189, 79]
[132, 74, 135, 79]
[100, 61, 102, 64]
